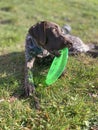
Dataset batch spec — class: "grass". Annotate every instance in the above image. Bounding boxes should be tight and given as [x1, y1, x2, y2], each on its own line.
[0, 0, 98, 129]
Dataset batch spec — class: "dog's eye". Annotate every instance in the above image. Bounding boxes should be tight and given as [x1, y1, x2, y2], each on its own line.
[53, 28, 56, 32]
[52, 28, 59, 37]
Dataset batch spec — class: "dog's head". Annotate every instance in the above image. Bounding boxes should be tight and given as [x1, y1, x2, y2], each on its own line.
[29, 21, 72, 51]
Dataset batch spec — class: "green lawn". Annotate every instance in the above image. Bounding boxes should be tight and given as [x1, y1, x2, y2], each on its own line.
[0, 0, 98, 129]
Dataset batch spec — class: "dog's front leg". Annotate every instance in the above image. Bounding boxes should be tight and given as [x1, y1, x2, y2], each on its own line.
[25, 58, 40, 110]
[25, 58, 35, 97]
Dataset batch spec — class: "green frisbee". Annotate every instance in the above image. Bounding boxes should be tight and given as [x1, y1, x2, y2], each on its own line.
[45, 48, 68, 85]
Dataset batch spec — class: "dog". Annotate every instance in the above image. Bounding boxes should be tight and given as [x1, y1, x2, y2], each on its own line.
[25, 21, 73, 97]
[25, 21, 98, 98]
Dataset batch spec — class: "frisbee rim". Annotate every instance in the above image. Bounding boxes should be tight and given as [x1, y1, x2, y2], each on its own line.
[45, 48, 68, 85]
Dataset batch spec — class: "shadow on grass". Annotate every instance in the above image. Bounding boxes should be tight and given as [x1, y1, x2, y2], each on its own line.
[0, 51, 25, 97]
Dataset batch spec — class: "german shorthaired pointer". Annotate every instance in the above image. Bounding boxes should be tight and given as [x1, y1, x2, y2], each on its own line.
[25, 21, 98, 97]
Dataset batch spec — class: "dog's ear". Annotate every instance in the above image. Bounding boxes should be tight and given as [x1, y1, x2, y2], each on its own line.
[28, 21, 46, 46]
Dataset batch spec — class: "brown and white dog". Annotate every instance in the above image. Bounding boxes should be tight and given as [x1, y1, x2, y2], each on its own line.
[25, 21, 98, 98]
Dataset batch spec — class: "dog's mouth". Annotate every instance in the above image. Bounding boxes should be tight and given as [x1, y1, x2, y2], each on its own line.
[63, 40, 72, 49]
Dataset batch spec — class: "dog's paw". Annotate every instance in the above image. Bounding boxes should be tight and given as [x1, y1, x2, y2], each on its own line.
[25, 84, 35, 97]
